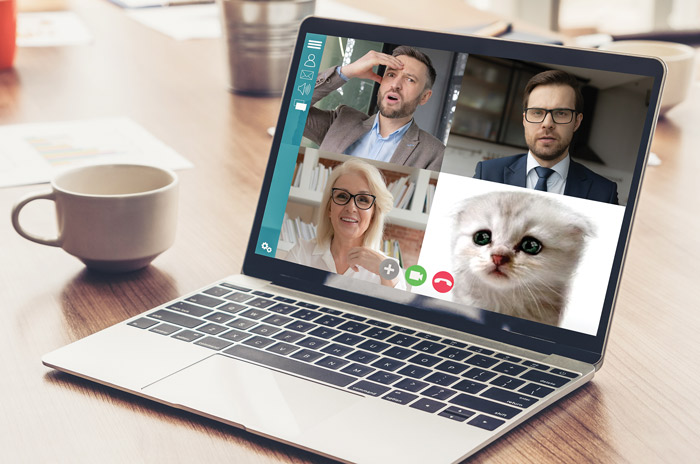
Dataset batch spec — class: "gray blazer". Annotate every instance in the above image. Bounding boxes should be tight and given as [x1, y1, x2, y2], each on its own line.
[303, 67, 445, 172]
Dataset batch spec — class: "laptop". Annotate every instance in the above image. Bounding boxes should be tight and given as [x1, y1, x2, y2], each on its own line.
[42, 17, 665, 463]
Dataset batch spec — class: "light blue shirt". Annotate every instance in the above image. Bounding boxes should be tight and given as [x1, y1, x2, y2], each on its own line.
[526, 152, 570, 194]
[345, 116, 413, 163]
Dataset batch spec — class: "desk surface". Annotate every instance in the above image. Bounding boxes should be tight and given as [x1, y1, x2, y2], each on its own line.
[2, 0, 700, 462]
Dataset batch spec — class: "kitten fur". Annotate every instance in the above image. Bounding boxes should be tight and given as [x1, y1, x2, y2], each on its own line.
[451, 191, 594, 326]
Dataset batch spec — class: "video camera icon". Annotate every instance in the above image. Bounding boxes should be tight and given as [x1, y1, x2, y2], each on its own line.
[405, 265, 427, 287]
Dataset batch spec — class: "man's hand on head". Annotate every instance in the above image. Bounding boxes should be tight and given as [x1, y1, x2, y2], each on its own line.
[340, 50, 404, 84]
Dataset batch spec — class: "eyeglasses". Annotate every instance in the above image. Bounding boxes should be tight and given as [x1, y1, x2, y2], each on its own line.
[331, 188, 376, 210]
[524, 108, 576, 124]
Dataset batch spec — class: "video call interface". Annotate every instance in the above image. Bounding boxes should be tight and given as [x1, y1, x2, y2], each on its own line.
[257, 33, 655, 336]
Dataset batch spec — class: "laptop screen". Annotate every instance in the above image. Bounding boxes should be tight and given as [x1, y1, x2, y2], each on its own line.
[246, 18, 664, 364]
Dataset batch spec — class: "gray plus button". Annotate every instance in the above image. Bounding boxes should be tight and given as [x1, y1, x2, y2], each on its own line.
[379, 258, 400, 280]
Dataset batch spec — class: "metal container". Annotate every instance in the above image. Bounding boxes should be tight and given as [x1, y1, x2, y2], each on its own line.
[219, 0, 316, 96]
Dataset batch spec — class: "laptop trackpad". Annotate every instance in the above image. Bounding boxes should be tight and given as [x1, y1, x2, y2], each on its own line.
[142, 353, 364, 439]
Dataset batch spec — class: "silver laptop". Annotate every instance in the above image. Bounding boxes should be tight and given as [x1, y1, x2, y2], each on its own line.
[43, 17, 665, 463]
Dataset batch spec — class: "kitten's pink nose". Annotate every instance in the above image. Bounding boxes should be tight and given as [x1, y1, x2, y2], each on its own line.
[492, 254, 510, 266]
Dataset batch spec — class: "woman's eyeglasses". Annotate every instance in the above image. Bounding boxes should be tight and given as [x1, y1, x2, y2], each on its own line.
[331, 188, 376, 210]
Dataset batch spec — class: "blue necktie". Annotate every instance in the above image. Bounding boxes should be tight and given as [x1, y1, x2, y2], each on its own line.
[534, 166, 555, 192]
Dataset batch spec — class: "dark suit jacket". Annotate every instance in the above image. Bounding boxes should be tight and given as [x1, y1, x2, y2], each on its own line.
[474, 154, 619, 205]
[303, 67, 445, 172]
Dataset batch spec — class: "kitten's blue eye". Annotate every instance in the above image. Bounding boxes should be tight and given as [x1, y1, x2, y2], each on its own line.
[519, 237, 542, 255]
[473, 230, 491, 246]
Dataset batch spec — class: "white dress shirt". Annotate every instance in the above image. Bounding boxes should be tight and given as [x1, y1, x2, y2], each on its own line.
[525, 152, 570, 194]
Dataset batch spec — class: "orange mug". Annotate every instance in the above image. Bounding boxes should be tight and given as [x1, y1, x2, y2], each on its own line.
[0, 0, 17, 70]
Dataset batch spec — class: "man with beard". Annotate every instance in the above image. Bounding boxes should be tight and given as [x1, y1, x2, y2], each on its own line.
[304, 46, 445, 171]
[474, 70, 618, 204]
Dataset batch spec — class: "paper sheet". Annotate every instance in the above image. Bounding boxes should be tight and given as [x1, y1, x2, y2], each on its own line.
[17, 12, 93, 47]
[0, 118, 193, 188]
[126, 4, 221, 40]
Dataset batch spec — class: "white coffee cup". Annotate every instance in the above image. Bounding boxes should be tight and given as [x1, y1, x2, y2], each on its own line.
[11, 164, 179, 273]
[599, 40, 696, 114]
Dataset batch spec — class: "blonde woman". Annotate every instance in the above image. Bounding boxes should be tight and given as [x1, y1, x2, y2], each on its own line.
[286, 158, 404, 288]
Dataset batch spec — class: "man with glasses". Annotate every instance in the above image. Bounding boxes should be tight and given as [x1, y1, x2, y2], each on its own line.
[474, 70, 619, 204]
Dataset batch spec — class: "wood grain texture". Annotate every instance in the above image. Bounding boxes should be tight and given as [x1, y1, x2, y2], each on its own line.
[2, 0, 699, 462]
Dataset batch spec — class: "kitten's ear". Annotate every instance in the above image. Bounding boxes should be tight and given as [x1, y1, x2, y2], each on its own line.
[568, 212, 595, 239]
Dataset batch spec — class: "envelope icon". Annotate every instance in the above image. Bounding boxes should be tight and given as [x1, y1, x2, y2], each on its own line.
[300, 70, 314, 80]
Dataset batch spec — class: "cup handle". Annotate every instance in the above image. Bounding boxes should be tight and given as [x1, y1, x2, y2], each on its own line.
[11, 190, 62, 247]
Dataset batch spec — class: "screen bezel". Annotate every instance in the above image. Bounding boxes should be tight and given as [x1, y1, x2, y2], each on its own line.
[242, 17, 665, 366]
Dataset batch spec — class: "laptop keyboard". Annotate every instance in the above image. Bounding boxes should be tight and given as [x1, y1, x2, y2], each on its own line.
[127, 282, 580, 431]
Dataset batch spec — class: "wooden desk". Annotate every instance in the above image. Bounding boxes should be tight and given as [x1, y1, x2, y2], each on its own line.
[2, 0, 699, 462]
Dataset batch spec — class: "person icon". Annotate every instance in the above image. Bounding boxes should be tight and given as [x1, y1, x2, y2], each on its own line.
[304, 54, 317, 68]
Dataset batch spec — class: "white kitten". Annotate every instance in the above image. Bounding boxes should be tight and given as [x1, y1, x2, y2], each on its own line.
[451, 191, 594, 326]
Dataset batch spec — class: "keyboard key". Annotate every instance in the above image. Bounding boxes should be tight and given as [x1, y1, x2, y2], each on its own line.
[341, 363, 376, 377]
[274, 296, 296, 304]
[337, 321, 370, 333]
[383, 390, 418, 405]
[268, 303, 297, 315]
[366, 319, 391, 328]
[266, 342, 300, 356]
[383, 346, 416, 360]
[468, 346, 495, 355]
[262, 314, 294, 327]
[439, 411, 469, 422]
[218, 302, 247, 314]
[291, 309, 322, 321]
[204, 312, 236, 324]
[386, 334, 420, 347]
[250, 324, 282, 337]
[522, 361, 550, 370]
[468, 414, 505, 431]
[252, 290, 274, 298]
[150, 323, 180, 335]
[220, 283, 251, 292]
[349, 380, 390, 397]
[308, 327, 341, 339]
[148, 309, 203, 329]
[495, 353, 522, 363]
[482, 387, 538, 409]
[197, 323, 228, 335]
[398, 365, 432, 379]
[414, 341, 444, 354]
[415, 332, 441, 341]
[321, 343, 354, 357]
[550, 368, 579, 378]
[227, 318, 257, 330]
[435, 360, 468, 375]
[296, 301, 320, 309]
[128, 317, 159, 329]
[391, 325, 416, 335]
[463, 367, 497, 382]
[443, 339, 468, 348]
[465, 354, 499, 369]
[247, 297, 276, 308]
[395, 378, 429, 393]
[444, 406, 475, 420]
[343, 313, 367, 322]
[225, 292, 254, 303]
[220, 329, 252, 342]
[425, 372, 460, 386]
[290, 349, 324, 363]
[316, 315, 344, 327]
[172, 330, 204, 342]
[493, 362, 528, 376]
[367, 371, 401, 385]
[286, 320, 316, 332]
[316, 356, 351, 370]
[333, 333, 366, 346]
[203, 286, 232, 297]
[370, 358, 405, 372]
[242, 336, 276, 349]
[363, 327, 394, 340]
[168, 301, 213, 317]
[409, 398, 446, 414]
[518, 383, 555, 398]
[318, 307, 343, 315]
[195, 336, 233, 351]
[357, 340, 390, 353]
[450, 394, 522, 420]
[185, 294, 225, 308]
[490, 375, 526, 390]
[272, 330, 305, 343]
[438, 347, 470, 361]
[408, 353, 441, 367]
[453, 379, 488, 394]
[423, 386, 457, 401]
[240, 309, 270, 320]
[346, 350, 380, 364]
[521, 370, 570, 388]
[297, 337, 329, 350]
[224, 344, 355, 388]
